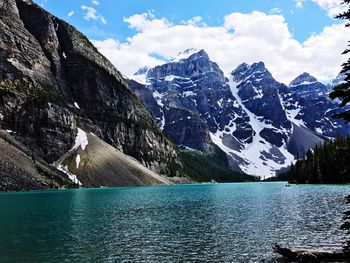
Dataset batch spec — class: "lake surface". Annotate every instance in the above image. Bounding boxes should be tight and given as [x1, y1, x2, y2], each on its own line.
[0, 182, 348, 262]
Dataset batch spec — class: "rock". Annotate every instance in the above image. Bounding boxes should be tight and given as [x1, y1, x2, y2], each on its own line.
[273, 243, 348, 262]
[297, 252, 318, 262]
[163, 107, 214, 152]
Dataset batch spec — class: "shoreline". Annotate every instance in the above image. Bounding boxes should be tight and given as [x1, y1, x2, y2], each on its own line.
[2, 181, 350, 194]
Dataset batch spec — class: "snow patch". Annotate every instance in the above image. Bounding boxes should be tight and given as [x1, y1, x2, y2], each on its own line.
[172, 48, 199, 62]
[165, 75, 176, 82]
[72, 128, 88, 151]
[62, 52, 67, 59]
[74, 102, 80, 109]
[153, 90, 164, 107]
[130, 74, 148, 85]
[75, 154, 81, 168]
[183, 91, 196, 97]
[290, 81, 318, 88]
[217, 98, 224, 108]
[54, 127, 88, 186]
[159, 115, 166, 131]
[152, 91, 166, 130]
[209, 76, 295, 178]
[315, 127, 323, 135]
[279, 96, 306, 128]
[57, 164, 82, 186]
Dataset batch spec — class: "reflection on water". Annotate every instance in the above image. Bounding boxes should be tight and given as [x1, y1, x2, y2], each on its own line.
[0, 182, 348, 262]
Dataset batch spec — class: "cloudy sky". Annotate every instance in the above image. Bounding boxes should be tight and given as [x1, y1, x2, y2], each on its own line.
[37, 0, 349, 84]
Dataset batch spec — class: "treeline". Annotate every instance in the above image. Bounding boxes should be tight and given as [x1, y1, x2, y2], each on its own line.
[287, 136, 350, 184]
[179, 146, 258, 183]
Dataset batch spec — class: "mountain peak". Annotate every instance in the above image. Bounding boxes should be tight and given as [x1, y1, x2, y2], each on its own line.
[231, 61, 270, 83]
[172, 48, 208, 62]
[251, 61, 266, 71]
[290, 72, 318, 87]
[134, 66, 151, 76]
[234, 63, 250, 73]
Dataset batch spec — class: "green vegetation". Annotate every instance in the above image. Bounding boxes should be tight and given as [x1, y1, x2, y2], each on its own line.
[63, 21, 100, 54]
[330, 0, 350, 121]
[179, 146, 256, 182]
[0, 79, 58, 107]
[287, 136, 350, 184]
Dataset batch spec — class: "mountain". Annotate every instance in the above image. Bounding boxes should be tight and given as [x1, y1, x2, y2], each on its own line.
[130, 49, 252, 154]
[130, 49, 350, 177]
[283, 72, 348, 139]
[0, 0, 180, 189]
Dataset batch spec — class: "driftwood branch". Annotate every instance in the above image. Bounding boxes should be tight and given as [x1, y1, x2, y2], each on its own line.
[273, 243, 349, 262]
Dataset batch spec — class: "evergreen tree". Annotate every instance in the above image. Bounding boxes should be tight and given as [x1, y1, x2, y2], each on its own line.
[287, 135, 350, 184]
[330, 0, 350, 121]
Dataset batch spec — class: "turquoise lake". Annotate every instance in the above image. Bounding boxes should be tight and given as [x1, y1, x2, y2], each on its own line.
[0, 182, 349, 262]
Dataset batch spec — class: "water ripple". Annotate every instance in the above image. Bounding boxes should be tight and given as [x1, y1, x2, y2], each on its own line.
[0, 182, 348, 262]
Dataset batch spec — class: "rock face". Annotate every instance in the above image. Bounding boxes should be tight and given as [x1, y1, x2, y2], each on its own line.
[231, 62, 291, 147]
[0, 0, 179, 188]
[130, 49, 350, 177]
[284, 72, 350, 139]
[130, 49, 252, 154]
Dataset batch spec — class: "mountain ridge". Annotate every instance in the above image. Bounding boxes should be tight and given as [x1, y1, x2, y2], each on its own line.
[130, 49, 350, 177]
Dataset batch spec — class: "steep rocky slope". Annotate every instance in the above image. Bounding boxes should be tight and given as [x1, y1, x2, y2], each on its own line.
[283, 72, 349, 140]
[0, 0, 179, 188]
[54, 130, 174, 187]
[0, 130, 73, 191]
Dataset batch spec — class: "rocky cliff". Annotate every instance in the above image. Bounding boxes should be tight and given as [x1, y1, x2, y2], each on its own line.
[0, 0, 179, 188]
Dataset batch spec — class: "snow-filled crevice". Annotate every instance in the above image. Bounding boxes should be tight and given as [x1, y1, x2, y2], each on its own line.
[210, 76, 295, 178]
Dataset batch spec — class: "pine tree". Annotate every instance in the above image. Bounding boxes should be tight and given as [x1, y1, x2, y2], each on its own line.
[287, 135, 350, 183]
[330, 0, 350, 121]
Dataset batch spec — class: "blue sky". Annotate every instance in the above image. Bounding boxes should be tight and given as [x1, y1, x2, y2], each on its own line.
[35, 0, 349, 83]
[38, 0, 338, 42]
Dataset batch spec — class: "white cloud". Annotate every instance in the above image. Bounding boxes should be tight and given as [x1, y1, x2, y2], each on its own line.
[311, 0, 347, 17]
[295, 0, 306, 8]
[185, 16, 207, 26]
[92, 11, 349, 84]
[68, 11, 75, 17]
[81, 5, 107, 24]
[270, 8, 282, 14]
[92, 0, 100, 5]
[296, 0, 347, 17]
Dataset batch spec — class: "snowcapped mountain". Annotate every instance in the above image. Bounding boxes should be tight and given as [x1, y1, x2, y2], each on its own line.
[282, 72, 349, 139]
[129, 49, 350, 177]
[172, 48, 200, 62]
